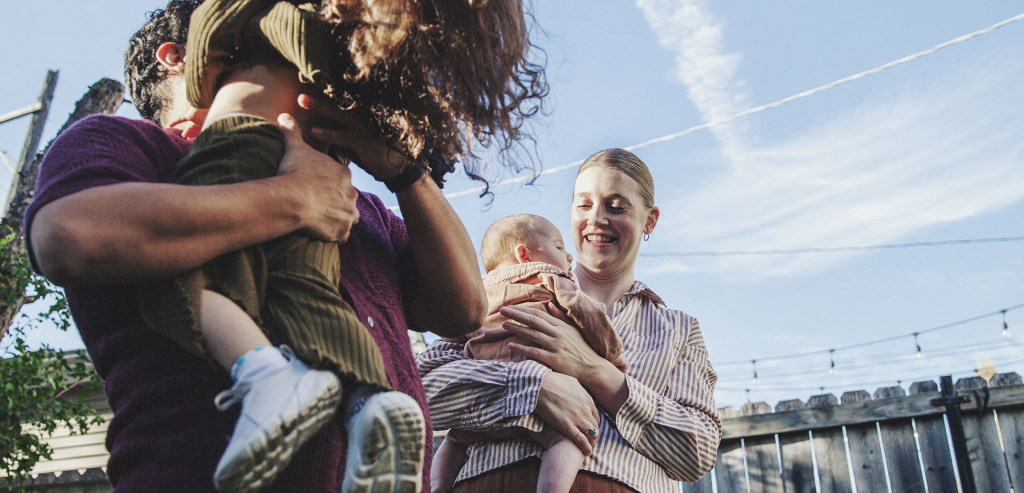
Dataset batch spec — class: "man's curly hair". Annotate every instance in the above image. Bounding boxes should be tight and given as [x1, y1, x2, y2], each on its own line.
[124, 0, 201, 124]
[320, 0, 548, 187]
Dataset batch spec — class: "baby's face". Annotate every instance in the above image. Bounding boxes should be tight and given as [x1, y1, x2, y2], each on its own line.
[526, 219, 573, 275]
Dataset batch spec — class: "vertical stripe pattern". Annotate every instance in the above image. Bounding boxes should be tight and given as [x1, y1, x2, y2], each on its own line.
[418, 281, 721, 492]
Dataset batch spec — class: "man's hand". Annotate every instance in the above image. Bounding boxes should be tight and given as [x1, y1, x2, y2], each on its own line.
[276, 113, 359, 242]
[297, 94, 412, 181]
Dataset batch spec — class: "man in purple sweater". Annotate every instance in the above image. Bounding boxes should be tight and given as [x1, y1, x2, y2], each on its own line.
[23, 2, 486, 491]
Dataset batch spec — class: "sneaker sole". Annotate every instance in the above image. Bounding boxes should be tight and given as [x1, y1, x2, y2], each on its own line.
[215, 378, 342, 492]
[342, 392, 425, 493]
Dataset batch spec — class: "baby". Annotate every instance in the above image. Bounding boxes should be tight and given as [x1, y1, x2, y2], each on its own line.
[431, 214, 626, 493]
[136, 1, 546, 492]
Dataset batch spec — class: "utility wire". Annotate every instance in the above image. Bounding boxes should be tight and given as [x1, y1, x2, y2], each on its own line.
[436, 11, 1024, 201]
[716, 338, 1024, 378]
[641, 235, 1024, 257]
[715, 357, 1024, 393]
[714, 303, 1024, 366]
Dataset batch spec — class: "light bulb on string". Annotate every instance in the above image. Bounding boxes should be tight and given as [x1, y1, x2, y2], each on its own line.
[828, 349, 836, 375]
[751, 360, 760, 385]
[1002, 310, 1011, 338]
[914, 332, 923, 359]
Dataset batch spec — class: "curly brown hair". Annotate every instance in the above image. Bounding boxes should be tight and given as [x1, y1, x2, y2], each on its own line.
[319, 0, 548, 187]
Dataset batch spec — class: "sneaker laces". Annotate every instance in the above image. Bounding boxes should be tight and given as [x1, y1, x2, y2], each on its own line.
[215, 381, 252, 411]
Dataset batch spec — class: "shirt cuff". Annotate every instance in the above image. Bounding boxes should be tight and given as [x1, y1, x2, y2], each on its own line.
[613, 373, 660, 446]
[503, 359, 550, 419]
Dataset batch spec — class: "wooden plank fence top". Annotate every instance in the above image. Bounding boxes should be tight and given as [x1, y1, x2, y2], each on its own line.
[719, 372, 1023, 440]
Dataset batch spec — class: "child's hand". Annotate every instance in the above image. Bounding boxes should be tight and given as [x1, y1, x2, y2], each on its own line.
[276, 113, 360, 242]
[297, 93, 413, 181]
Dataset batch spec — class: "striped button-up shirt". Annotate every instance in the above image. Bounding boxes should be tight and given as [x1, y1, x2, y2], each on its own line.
[418, 281, 721, 492]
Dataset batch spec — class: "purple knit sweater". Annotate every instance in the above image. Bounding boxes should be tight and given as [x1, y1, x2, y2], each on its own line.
[24, 115, 433, 492]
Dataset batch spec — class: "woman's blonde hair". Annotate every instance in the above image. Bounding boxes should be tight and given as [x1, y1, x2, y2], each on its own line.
[575, 148, 655, 209]
[320, 0, 547, 187]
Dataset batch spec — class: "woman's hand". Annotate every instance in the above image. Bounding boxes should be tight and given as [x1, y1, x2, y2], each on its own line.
[503, 305, 631, 415]
[297, 93, 412, 181]
[535, 372, 601, 456]
[501, 305, 605, 379]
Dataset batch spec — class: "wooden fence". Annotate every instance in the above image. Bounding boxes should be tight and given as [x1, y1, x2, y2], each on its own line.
[684, 372, 1024, 493]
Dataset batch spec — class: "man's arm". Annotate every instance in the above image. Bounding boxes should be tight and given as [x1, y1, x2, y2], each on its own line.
[32, 114, 359, 286]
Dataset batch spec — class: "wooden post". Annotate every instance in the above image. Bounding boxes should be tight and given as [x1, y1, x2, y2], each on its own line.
[3, 71, 58, 217]
[932, 375, 976, 493]
[3, 78, 126, 231]
[0, 78, 124, 340]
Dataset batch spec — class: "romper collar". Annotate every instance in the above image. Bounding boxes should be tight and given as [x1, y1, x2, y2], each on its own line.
[483, 262, 571, 286]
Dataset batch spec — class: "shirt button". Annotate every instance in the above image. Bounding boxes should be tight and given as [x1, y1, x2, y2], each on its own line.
[366, 317, 375, 328]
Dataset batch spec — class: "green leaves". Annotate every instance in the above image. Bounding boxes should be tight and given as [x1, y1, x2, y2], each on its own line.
[0, 225, 102, 489]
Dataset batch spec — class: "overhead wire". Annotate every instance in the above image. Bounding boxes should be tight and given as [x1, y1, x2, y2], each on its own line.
[436, 11, 1024, 201]
[713, 303, 1024, 367]
[714, 337, 1024, 377]
[715, 357, 1024, 394]
[640, 235, 1024, 257]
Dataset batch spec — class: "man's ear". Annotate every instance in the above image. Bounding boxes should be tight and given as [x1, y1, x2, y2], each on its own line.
[155, 42, 187, 75]
[514, 244, 531, 264]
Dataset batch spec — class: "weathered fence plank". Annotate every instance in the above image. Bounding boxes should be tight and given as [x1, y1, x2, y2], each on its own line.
[777, 430, 816, 493]
[811, 427, 850, 493]
[745, 434, 782, 493]
[996, 407, 1024, 491]
[957, 377, 1012, 492]
[878, 419, 926, 493]
[913, 415, 957, 492]
[840, 392, 887, 492]
[715, 439, 747, 493]
[907, 380, 958, 492]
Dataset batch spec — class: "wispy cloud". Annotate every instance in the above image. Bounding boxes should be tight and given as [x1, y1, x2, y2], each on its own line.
[658, 60, 1024, 277]
[634, 0, 750, 158]
[634, 2, 1024, 278]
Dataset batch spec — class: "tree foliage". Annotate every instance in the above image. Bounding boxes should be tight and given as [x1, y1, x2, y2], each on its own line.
[0, 226, 103, 488]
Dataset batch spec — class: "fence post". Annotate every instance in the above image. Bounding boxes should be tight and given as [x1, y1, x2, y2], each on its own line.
[931, 375, 975, 493]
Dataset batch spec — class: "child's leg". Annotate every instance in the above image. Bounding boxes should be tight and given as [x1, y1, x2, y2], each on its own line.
[198, 289, 273, 372]
[529, 428, 585, 493]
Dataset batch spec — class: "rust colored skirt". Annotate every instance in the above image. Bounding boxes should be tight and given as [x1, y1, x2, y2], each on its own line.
[452, 458, 637, 493]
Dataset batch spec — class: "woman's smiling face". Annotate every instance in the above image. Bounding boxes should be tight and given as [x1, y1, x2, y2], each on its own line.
[571, 166, 658, 278]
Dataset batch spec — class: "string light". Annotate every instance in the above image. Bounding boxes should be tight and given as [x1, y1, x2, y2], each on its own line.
[914, 332, 924, 359]
[1002, 310, 1011, 338]
[828, 349, 836, 375]
[751, 360, 760, 385]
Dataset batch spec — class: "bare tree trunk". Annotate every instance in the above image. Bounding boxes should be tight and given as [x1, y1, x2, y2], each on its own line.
[1, 78, 125, 339]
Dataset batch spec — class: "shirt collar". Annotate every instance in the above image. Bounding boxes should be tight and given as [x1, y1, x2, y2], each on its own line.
[621, 280, 666, 307]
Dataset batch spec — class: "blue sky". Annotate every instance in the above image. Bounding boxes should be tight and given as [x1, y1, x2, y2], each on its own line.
[2, 1, 1022, 408]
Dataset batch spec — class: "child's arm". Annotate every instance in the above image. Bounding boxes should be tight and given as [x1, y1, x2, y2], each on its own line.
[199, 290, 273, 371]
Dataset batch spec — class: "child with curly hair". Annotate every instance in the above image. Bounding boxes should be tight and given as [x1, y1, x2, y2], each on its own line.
[136, 1, 546, 492]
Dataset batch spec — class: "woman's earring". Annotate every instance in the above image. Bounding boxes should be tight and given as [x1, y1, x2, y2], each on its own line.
[643, 232, 650, 241]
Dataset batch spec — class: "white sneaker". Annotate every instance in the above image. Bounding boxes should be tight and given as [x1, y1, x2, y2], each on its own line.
[342, 391, 425, 493]
[213, 346, 342, 492]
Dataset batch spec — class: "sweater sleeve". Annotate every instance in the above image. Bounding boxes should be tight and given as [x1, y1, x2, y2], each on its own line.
[417, 340, 548, 432]
[612, 317, 722, 482]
